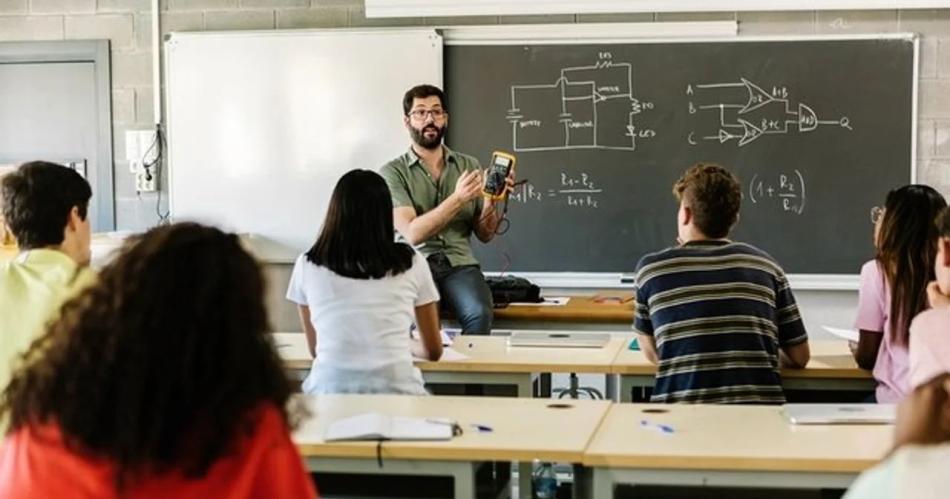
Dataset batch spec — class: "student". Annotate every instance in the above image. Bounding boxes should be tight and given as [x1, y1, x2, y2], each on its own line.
[633, 163, 810, 404]
[380, 84, 514, 335]
[852, 185, 946, 403]
[287, 169, 442, 395]
[843, 311, 950, 498]
[0, 223, 317, 498]
[926, 207, 950, 311]
[0, 161, 96, 401]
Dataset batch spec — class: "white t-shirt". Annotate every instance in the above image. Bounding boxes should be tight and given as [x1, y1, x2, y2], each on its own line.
[286, 250, 439, 395]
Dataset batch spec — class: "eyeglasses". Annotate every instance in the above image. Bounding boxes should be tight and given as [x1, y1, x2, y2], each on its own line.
[408, 109, 446, 121]
[870, 206, 884, 224]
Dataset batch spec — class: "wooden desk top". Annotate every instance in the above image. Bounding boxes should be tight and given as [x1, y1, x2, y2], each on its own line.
[611, 339, 872, 380]
[493, 296, 633, 324]
[583, 404, 891, 473]
[417, 335, 627, 374]
[275, 333, 627, 374]
[293, 394, 611, 462]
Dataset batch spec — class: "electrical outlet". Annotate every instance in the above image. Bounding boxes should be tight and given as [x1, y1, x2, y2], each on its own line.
[135, 170, 157, 193]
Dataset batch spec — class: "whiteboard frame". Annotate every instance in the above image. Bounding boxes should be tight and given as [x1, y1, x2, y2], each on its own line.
[443, 28, 919, 290]
[164, 28, 444, 262]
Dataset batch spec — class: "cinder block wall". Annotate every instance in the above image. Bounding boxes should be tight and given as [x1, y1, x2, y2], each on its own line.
[0, 3, 946, 229]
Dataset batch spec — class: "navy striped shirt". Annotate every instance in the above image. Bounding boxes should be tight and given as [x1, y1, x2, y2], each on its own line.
[633, 240, 808, 404]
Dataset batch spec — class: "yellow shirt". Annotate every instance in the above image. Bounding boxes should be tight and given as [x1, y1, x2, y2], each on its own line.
[0, 249, 95, 396]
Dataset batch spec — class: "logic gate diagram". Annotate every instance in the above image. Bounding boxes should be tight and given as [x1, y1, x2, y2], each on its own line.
[686, 78, 853, 147]
[505, 53, 657, 152]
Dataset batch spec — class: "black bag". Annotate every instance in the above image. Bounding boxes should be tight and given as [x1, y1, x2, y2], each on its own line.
[486, 276, 542, 305]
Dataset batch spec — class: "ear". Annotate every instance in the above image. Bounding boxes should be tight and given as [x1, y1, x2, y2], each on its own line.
[679, 204, 692, 226]
[403, 115, 411, 128]
[941, 238, 950, 267]
[65, 206, 82, 232]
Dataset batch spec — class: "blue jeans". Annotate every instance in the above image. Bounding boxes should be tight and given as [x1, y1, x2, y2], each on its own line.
[426, 254, 493, 335]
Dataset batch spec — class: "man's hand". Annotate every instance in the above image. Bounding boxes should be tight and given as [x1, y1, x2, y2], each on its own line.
[453, 170, 483, 204]
[503, 168, 517, 196]
[927, 281, 950, 309]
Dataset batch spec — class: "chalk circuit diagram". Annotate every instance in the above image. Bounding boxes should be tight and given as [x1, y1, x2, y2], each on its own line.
[505, 53, 657, 152]
[686, 78, 853, 147]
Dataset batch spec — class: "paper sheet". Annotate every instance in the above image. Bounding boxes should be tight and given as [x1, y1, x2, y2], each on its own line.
[508, 297, 571, 307]
[822, 325, 859, 342]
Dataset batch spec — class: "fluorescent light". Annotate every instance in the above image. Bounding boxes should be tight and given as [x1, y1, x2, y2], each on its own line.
[441, 22, 738, 44]
[367, 0, 950, 18]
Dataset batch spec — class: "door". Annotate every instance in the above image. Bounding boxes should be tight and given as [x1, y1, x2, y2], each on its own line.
[0, 41, 114, 231]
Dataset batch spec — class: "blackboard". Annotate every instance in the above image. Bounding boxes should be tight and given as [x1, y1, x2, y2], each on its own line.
[445, 36, 915, 276]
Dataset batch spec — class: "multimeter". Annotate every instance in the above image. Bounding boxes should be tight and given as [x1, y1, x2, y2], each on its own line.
[482, 151, 516, 200]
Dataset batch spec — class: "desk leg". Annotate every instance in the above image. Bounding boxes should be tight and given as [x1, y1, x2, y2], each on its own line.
[591, 468, 616, 499]
[604, 374, 618, 402]
[519, 462, 532, 499]
[620, 375, 634, 403]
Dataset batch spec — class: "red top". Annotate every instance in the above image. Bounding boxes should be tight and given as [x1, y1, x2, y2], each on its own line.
[0, 404, 318, 499]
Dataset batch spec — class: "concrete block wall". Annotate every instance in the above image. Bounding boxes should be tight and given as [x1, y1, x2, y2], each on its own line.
[0, 3, 947, 229]
[0, 3, 946, 231]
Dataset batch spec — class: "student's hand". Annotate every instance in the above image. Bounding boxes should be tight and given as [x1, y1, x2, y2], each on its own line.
[927, 281, 950, 309]
[453, 170, 483, 204]
[893, 375, 950, 448]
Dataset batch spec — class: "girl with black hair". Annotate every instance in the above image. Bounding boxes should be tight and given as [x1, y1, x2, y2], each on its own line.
[853, 185, 947, 403]
[287, 169, 443, 395]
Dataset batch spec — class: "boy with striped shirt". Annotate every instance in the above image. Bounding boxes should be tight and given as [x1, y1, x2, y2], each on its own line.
[634, 163, 810, 404]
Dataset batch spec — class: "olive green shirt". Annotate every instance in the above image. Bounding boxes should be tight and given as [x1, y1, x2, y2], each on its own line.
[380, 146, 483, 267]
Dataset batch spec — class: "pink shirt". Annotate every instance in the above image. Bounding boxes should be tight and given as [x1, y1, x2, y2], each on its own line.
[854, 260, 909, 403]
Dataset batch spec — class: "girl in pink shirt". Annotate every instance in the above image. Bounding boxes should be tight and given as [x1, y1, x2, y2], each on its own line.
[853, 185, 946, 403]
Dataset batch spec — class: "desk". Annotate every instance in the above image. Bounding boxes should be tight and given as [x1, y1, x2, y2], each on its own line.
[612, 340, 875, 402]
[275, 333, 626, 399]
[582, 403, 891, 498]
[493, 296, 633, 325]
[294, 394, 611, 499]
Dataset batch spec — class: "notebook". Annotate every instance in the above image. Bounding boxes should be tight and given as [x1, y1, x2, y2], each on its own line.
[507, 332, 610, 348]
[324, 413, 456, 441]
[783, 404, 896, 425]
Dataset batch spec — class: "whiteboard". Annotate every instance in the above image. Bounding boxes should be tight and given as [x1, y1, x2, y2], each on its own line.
[165, 29, 443, 261]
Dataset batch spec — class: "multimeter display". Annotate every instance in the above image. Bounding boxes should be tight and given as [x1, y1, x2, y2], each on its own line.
[483, 152, 515, 199]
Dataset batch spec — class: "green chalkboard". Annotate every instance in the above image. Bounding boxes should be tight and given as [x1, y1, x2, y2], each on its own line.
[445, 36, 915, 274]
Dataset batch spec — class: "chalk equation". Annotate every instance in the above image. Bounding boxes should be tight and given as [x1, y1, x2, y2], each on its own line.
[506, 52, 657, 152]
[749, 170, 806, 215]
[686, 78, 852, 147]
[509, 172, 602, 209]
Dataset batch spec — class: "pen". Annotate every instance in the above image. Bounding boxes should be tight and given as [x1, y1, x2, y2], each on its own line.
[640, 419, 674, 434]
[470, 423, 493, 433]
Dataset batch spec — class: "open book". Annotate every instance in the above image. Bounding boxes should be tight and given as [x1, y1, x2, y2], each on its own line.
[324, 413, 456, 442]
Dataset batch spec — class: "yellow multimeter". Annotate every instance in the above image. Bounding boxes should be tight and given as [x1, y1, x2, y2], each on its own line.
[482, 151, 516, 200]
